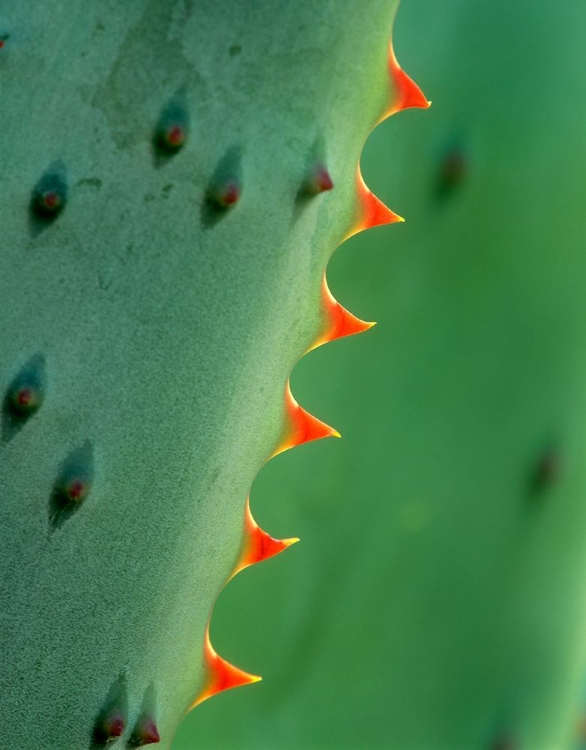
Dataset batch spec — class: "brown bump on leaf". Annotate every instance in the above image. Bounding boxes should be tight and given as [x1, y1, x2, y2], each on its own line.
[209, 179, 240, 208]
[302, 163, 334, 196]
[49, 442, 95, 529]
[130, 715, 161, 746]
[203, 147, 243, 223]
[93, 674, 128, 745]
[3, 355, 46, 442]
[99, 711, 125, 741]
[155, 97, 190, 155]
[32, 164, 68, 219]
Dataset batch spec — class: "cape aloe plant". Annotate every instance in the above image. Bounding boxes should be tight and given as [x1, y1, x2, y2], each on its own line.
[178, 0, 586, 748]
[0, 1, 427, 747]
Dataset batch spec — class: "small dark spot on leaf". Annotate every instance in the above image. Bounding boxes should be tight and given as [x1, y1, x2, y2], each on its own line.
[76, 177, 102, 190]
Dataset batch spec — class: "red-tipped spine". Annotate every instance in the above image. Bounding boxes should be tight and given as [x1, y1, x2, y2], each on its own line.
[232, 497, 299, 578]
[272, 380, 340, 458]
[192, 629, 261, 708]
[382, 43, 430, 121]
[308, 275, 375, 352]
[345, 167, 404, 240]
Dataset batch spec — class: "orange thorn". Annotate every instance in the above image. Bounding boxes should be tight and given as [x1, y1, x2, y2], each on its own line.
[345, 167, 404, 240]
[232, 497, 299, 577]
[308, 275, 375, 352]
[192, 629, 261, 708]
[271, 381, 340, 457]
[382, 43, 430, 121]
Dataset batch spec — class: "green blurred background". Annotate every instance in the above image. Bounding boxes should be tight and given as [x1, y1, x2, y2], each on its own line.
[174, 1, 586, 747]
